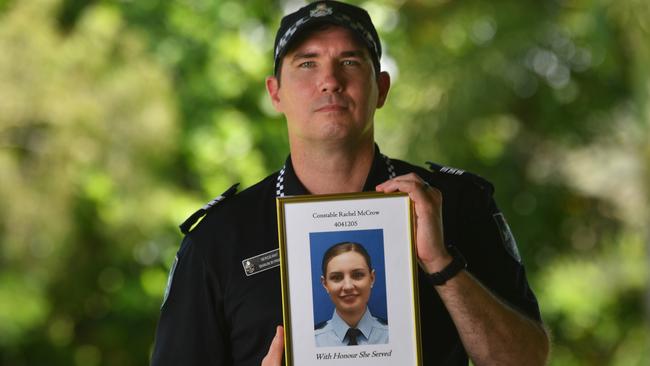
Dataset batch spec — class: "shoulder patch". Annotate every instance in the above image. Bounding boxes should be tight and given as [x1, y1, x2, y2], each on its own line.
[161, 254, 179, 309]
[493, 212, 522, 263]
[161, 236, 192, 309]
[179, 183, 239, 234]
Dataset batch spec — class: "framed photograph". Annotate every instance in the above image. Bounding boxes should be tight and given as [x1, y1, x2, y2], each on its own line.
[276, 192, 422, 366]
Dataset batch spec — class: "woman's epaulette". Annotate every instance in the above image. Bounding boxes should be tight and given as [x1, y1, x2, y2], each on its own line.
[179, 183, 240, 234]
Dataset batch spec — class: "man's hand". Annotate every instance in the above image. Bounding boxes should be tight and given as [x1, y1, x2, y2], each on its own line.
[376, 173, 452, 273]
[261, 326, 284, 366]
[377, 173, 549, 365]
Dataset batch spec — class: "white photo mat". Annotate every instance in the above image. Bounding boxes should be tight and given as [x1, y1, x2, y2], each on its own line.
[277, 192, 422, 366]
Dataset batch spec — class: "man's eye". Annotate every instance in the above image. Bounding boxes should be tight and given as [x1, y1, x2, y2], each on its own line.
[299, 61, 316, 68]
[342, 60, 360, 66]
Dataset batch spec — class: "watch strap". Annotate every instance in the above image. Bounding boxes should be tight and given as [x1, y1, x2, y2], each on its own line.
[425, 245, 467, 286]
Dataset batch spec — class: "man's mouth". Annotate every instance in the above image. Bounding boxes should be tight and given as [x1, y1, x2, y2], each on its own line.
[314, 95, 349, 112]
[315, 104, 346, 112]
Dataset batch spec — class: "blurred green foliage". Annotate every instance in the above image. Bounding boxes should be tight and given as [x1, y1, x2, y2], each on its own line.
[1, 0, 648, 365]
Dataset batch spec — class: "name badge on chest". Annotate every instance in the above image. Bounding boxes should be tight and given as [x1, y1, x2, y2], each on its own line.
[241, 249, 280, 276]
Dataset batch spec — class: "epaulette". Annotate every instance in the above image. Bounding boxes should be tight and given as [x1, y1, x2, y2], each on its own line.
[179, 183, 239, 234]
[426, 161, 466, 176]
[425, 161, 493, 192]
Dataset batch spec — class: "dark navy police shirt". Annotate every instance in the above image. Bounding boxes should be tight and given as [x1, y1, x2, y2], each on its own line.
[151, 146, 541, 366]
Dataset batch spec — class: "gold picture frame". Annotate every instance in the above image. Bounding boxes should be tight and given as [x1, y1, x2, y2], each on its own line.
[276, 192, 422, 366]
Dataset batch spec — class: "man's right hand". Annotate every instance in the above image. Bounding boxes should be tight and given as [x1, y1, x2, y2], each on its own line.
[261, 326, 284, 366]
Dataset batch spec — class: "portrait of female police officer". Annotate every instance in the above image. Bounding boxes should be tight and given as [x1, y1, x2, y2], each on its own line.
[315, 242, 389, 347]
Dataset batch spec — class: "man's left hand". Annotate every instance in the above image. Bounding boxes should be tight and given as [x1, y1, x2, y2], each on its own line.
[376, 173, 452, 273]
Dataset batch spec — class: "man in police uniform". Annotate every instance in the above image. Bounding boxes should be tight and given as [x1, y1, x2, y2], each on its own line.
[151, 1, 550, 365]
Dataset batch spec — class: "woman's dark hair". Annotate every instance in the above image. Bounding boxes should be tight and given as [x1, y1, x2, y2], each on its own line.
[321, 242, 372, 276]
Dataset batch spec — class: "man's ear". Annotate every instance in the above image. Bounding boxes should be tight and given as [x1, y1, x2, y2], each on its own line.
[376, 71, 391, 109]
[266, 76, 282, 112]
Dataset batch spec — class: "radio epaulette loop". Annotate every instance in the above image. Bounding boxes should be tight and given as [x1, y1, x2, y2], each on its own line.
[426, 161, 493, 193]
[179, 183, 240, 234]
[426, 161, 465, 176]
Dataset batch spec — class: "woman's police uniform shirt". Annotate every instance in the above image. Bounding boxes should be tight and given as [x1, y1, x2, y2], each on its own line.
[315, 308, 389, 347]
[151, 145, 542, 366]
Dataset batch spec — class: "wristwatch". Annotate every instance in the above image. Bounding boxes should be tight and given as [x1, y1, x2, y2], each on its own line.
[426, 245, 467, 286]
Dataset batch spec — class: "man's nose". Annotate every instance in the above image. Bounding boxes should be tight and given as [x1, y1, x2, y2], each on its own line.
[319, 63, 343, 93]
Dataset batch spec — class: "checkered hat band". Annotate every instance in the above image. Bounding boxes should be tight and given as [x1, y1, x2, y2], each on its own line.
[275, 14, 378, 59]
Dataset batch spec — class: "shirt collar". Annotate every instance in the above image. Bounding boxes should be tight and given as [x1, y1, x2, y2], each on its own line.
[280, 155, 309, 196]
[280, 144, 391, 197]
[330, 308, 373, 342]
[355, 307, 376, 339]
